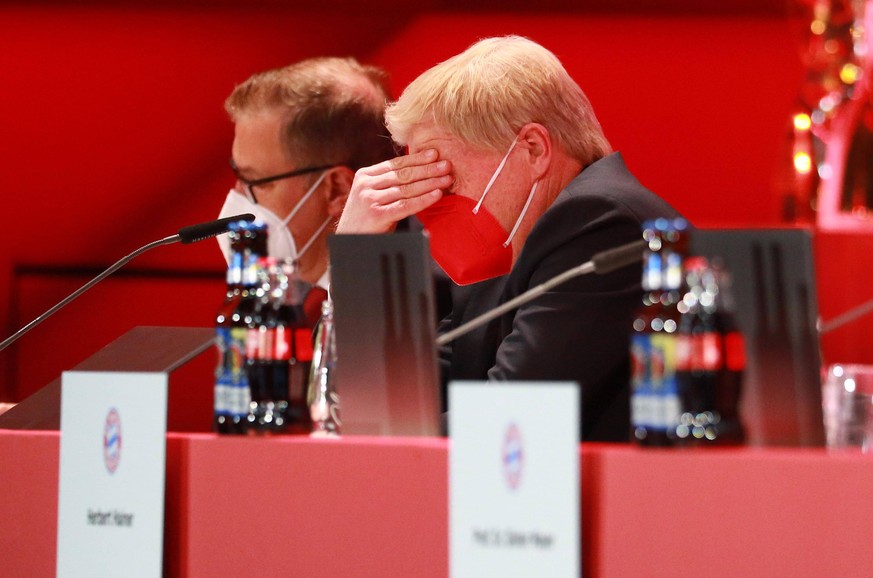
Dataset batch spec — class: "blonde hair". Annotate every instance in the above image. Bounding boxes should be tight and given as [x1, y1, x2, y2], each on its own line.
[225, 57, 395, 169]
[386, 36, 611, 166]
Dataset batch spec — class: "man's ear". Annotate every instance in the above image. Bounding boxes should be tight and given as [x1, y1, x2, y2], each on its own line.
[323, 166, 355, 218]
[517, 123, 552, 180]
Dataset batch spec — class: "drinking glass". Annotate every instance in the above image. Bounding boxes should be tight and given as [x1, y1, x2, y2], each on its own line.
[823, 364, 873, 453]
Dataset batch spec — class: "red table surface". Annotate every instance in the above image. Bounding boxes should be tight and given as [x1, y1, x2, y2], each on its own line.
[2, 430, 873, 577]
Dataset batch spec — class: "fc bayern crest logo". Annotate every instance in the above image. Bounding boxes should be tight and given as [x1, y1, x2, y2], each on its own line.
[103, 408, 122, 474]
[502, 422, 524, 491]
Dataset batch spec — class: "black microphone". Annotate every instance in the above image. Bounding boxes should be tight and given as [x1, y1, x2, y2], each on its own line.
[436, 238, 646, 346]
[177, 213, 255, 244]
[591, 239, 647, 274]
[0, 214, 255, 353]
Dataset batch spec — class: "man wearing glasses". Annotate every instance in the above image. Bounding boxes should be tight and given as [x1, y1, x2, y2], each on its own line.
[217, 57, 396, 321]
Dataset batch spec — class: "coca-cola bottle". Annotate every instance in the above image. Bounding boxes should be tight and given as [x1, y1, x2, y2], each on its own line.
[274, 259, 313, 434]
[710, 261, 746, 444]
[245, 257, 280, 433]
[674, 257, 746, 445]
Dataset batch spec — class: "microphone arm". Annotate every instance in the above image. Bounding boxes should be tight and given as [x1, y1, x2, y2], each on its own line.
[0, 213, 254, 353]
[819, 297, 873, 335]
[436, 239, 646, 346]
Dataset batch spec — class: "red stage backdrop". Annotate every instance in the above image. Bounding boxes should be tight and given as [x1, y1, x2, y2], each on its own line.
[4, 2, 867, 404]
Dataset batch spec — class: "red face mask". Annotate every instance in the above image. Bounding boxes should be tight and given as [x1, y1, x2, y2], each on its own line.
[417, 194, 514, 285]
[416, 136, 539, 286]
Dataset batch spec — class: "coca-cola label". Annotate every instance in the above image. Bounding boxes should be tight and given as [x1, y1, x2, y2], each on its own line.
[724, 332, 746, 371]
[688, 332, 722, 371]
[294, 328, 314, 362]
[259, 327, 275, 361]
[245, 328, 259, 359]
[701, 332, 722, 370]
[274, 327, 292, 361]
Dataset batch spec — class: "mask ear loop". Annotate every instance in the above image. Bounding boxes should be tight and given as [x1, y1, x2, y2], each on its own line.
[502, 180, 538, 248]
[294, 216, 332, 262]
[281, 170, 329, 226]
[473, 137, 519, 215]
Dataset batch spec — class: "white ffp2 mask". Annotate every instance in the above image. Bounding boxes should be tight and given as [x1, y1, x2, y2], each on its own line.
[217, 171, 331, 264]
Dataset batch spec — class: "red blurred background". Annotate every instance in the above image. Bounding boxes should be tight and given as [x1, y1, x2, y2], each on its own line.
[2, 1, 870, 402]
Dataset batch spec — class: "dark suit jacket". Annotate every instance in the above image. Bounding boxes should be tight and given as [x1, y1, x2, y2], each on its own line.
[439, 152, 683, 441]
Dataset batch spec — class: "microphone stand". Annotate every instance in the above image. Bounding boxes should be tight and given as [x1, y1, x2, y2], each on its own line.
[0, 212, 255, 353]
[436, 239, 646, 346]
[819, 297, 873, 335]
[0, 235, 179, 353]
[436, 260, 596, 347]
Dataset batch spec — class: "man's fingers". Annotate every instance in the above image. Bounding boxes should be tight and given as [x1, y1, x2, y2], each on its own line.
[367, 160, 452, 193]
[358, 148, 439, 177]
[339, 150, 449, 235]
[388, 148, 438, 171]
[397, 174, 452, 201]
[389, 189, 443, 217]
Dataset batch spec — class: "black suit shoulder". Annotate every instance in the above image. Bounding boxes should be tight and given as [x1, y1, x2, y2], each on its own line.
[509, 152, 681, 290]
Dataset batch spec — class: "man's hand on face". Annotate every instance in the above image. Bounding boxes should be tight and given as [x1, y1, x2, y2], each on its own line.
[337, 149, 453, 234]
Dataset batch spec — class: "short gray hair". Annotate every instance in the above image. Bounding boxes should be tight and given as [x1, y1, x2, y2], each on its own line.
[386, 36, 612, 166]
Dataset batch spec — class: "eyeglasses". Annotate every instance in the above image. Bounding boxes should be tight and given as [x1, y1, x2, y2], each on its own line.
[230, 159, 336, 203]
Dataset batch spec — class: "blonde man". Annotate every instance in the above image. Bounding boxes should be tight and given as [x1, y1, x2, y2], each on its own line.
[218, 57, 394, 313]
[338, 36, 682, 441]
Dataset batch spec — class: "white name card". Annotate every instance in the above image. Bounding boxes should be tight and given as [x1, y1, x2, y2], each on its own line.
[449, 381, 580, 578]
[57, 371, 168, 578]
